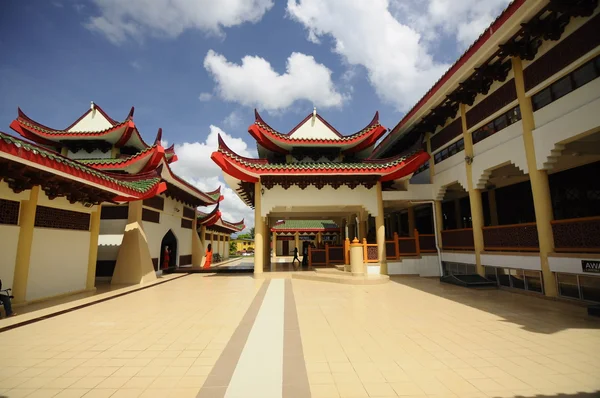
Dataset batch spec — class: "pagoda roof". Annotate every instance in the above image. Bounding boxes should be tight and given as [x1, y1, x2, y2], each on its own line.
[0, 131, 166, 203]
[11, 104, 151, 151]
[271, 220, 339, 232]
[159, 159, 223, 207]
[78, 144, 165, 174]
[250, 110, 387, 154]
[198, 204, 245, 234]
[212, 134, 430, 183]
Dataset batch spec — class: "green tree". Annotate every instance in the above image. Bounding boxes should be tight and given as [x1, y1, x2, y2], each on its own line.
[230, 240, 237, 254]
[249, 227, 255, 239]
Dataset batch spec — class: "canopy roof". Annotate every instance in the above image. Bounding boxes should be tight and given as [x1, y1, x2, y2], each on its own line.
[10, 104, 154, 152]
[250, 110, 387, 155]
[271, 220, 339, 232]
[212, 134, 430, 183]
[198, 204, 245, 234]
[0, 131, 166, 203]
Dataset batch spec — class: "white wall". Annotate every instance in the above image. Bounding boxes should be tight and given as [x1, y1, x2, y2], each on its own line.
[67, 108, 113, 132]
[432, 157, 468, 200]
[0, 181, 29, 201]
[441, 251, 476, 265]
[100, 219, 127, 235]
[480, 253, 541, 271]
[533, 79, 600, 171]
[388, 255, 440, 276]
[261, 185, 379, 218]
[289, 116, 340, 140]
[27, 229, 90, 302]
[0, 225, 20, 290]
[143, 196, 192, 262]
[382, 183, 435, 202]
[549, 255, 600, 276]
[471, 124, 528, 190]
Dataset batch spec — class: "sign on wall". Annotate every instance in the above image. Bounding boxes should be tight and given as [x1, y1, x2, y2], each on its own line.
[582, 260, 600, 273]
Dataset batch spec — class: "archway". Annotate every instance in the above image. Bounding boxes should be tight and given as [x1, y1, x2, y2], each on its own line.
[159, 230, 178, 270]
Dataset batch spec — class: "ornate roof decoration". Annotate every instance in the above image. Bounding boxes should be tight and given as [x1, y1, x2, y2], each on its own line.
[212, 134, 430, 182]
[250, 109, 387, 154]
[0, 131, 166, 203]
[11, 105, 152, 152]
[198, 203, 245, 234]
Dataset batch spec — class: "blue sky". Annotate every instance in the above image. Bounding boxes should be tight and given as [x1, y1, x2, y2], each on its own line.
[0, 0, 510, 229]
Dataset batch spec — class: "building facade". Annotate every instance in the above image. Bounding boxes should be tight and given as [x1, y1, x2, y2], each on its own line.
[373, 0, 600, 303]
[2, 103, 228, 303]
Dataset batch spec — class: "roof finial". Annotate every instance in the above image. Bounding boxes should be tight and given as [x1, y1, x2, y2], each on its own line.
[313, 106, 317, 120]
[90, 101, 95, 111]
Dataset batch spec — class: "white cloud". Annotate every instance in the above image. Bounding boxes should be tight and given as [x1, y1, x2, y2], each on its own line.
[170, 126, 257, 233]
[86, 0, 274, 44]
[286, 0, 510, 111]
[198, 92, 213, 102]
[203, 50, 346, 112]
[223, 109, 244, 129]
[130, 61, 141, 70]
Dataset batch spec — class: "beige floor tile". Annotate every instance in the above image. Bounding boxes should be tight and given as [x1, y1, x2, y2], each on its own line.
[389, 382, 425, 396]
[68, 377, 106, 389]
[309, 372, 335, 384]
[82, 389, 118, 398]
[109, 389, 144, 398]
[122, 376, 155, 389]
[148, 376, 182, 389]
[55, 389, 91, 398]
[95, 376, 131, 389]
[335, 382, 368, 398]
[27, 389, 63, 398]
[5, 388, 37, 398]
[176, 376, 206, 388]
[166, 388, 200, 398]
[363, 382, 398, 397]
[310, 383, 340, 398]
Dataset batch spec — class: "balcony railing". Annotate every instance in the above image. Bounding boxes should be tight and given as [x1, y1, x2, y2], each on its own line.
[482, 222, 539, 252]
[308, 244, 346, 267]
[441, 228, 474, 250]
[552, 216, 600, 253]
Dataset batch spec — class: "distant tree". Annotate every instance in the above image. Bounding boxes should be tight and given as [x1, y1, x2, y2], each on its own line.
[229, 241, 237, 254]
[249, 227, 255, 239]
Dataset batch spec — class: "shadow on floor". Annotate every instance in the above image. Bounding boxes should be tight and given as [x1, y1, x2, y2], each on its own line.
[389, 276, 600, 335]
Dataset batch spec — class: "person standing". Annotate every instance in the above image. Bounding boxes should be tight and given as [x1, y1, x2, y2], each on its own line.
[162, 246, 170, 269]
[203, 243, 213, 269]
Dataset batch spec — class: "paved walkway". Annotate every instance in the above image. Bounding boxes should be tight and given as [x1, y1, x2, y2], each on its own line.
[1, 274, 599, 398]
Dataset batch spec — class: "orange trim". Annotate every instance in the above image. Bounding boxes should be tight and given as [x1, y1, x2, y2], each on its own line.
[442, 228, 474, 232]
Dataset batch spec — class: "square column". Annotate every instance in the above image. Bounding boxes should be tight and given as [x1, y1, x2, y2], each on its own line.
[408, 206, 416, 237]
[272, 230, 277, 258]
[376, 182, 388, 275]
[460, 103, 485, 276]
[513, 56, 557, 297]
[254, 182, 264, 276]
[12, 186, 40, 303]
[86, 204, 102, 291]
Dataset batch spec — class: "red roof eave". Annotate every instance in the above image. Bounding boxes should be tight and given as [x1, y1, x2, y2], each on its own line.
[0, 138, 166, 201]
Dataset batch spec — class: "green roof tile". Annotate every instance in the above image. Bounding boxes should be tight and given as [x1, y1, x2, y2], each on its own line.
[272, 220, 339, 230]
[0, 132, 161, 194]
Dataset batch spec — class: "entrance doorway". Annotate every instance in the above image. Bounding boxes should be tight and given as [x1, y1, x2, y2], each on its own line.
[159, 230, 178, 270]
[282, 240, 289, 256]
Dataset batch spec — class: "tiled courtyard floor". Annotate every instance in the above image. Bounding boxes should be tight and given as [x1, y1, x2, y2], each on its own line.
[1, 273, 599, 398]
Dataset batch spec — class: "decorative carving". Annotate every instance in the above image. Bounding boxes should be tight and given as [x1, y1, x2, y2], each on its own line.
[142, 208, 160, 224]
[441, 229, 475, 250]
[100, 205, 128, 220]
[0, 198, 19, 225]
[34, 206, 91, 231]
[367, 245, 378, 261]
[552, 218, 600, 252]
[466, 79, 517, 129]
[482, 224, 540, 251]
[143, 196, 164, 211]
[261, 175, 379, 191]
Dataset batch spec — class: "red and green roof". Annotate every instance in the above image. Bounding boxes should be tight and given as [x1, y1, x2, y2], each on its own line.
[78, 144, 165, 174]
[0, 131, 166, 201]
[250, 110, 387, 154]
[212, 134, 430, 183]
[198, 204, 245, 233]
[11, 105, 151, 152]
[271, 220, 339, 232]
